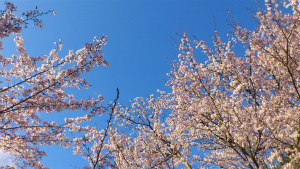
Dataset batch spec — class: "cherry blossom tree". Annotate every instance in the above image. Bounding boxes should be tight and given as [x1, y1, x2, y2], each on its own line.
[5, 0, 300, 168]
[78, 0, 300, 168]
[0, 2, 110, 168]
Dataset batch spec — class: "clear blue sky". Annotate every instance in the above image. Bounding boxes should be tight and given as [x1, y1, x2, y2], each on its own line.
[1, 0, 265, 168]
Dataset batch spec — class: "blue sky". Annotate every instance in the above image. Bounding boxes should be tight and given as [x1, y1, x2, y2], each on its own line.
[1, 0, 265, 168]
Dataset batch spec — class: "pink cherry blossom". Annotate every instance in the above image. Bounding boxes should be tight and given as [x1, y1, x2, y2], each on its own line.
[0, 2, 108, 168]
[74, 0, 300, 168]
[3, 0, 300, 169]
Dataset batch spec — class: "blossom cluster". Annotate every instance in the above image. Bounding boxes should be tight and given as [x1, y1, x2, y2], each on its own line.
[0, 2, 108, 168]
[76, 0, 300, 168]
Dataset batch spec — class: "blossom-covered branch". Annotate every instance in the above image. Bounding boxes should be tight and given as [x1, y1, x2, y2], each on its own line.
[0, 2, 109, 168]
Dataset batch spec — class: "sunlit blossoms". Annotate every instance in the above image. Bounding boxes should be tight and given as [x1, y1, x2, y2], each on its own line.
[3, 0, 300, 169]
[77, 0, 300, 168]
[0, 2, 109, 168]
